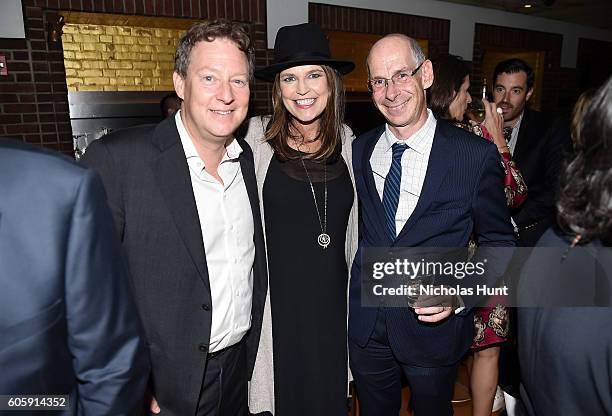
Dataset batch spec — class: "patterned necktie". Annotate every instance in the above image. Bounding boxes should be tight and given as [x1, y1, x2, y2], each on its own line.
[382, 143, 408, 240]
[503, 126, 513, 144]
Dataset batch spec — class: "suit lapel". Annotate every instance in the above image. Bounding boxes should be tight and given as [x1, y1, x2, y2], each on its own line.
[512, 109, 532, 164]
[361, 126, 389, 242]
[395, 121, 453, 242]
[237, 138, 261, 228]
[150, 118, 210, 289]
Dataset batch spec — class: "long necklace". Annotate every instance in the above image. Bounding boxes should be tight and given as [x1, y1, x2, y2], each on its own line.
[298, 150, 330, 249]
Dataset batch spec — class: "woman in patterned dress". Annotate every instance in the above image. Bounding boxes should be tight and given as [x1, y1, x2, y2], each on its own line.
[428, 54, 527, 416]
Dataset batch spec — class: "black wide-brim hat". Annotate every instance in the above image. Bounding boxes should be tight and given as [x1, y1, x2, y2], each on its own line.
[255, 23, 355, 82]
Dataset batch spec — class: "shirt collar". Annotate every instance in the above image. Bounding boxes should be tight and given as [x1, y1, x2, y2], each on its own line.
[175, 110, 243, 167]
[383, 109, 436, 155]
[509, 111, 524, 131]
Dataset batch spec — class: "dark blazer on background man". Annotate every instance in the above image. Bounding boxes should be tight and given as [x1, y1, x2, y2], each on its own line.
[82, 116, 268, 416]
[0, 139, 148, 415]
[349, 120, 516, 367]
[511, 108, 570, 245]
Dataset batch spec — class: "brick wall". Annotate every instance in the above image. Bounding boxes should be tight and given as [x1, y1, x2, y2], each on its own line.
[309, 3, 450, 63]
[62, 23, 182, 92]
[0, 9, 70, 151]
[0, 0, 268, 153]
[250, 23, 273, 115]
[308, 2, 450, 134]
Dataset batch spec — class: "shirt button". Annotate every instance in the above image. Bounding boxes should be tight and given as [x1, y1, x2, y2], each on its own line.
[198, 343, 208, 352]
[201, 304, 210, 311]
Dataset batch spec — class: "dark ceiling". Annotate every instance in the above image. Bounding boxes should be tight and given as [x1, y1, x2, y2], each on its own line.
[438, 0, 612, 31]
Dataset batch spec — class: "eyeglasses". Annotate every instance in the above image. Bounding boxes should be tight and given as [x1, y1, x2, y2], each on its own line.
[367, 61, 425, 92]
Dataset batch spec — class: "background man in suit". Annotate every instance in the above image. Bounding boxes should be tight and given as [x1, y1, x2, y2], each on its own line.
[348, 34, 515, 416]
[82, 20, 267, 416]
[492, 59, 571, 412]
[492, 58, 569, 246]
[0, 139, 148, 415]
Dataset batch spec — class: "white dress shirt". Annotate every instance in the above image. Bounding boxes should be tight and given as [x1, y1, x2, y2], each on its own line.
[371, 112, 466, 313]
[175, 111, 255, 352]
[507, 112, 524, 156]
[506, 112, 524, 231]
[370, 110, 437, 236]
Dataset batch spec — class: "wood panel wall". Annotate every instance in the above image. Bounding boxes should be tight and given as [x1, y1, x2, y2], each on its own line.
[309, 2, 449, 63]
[472, 23, 565, 113]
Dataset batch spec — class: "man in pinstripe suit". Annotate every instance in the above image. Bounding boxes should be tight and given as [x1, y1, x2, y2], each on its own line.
[348, 34, 516, 416]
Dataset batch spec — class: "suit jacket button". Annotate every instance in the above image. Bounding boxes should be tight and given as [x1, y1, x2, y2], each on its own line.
[201, 303, 210, 311]
[198, 343, 208, 352]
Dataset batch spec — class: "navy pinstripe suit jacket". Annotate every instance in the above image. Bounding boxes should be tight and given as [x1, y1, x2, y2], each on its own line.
[349, 120, 515, 367]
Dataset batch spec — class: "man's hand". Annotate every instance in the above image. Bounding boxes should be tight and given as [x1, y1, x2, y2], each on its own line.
[412, 292, 455, 322]
[414, 305, 453, 322]
[150, 396, 160, 414]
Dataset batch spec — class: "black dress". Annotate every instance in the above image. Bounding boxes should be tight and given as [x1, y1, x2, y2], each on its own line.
[263, 147, 353, 416]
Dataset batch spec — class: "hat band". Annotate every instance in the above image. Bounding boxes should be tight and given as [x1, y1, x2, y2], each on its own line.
[275, 50, 331, 65]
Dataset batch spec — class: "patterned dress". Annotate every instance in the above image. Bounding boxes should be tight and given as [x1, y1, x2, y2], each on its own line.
[458, 122, 527, 348]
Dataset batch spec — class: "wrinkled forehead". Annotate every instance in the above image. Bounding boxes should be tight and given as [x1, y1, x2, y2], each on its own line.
[367, 37, 416, 76]
[190, 38, 250, 70]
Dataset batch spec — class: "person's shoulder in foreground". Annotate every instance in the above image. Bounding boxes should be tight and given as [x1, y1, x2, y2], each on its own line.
[0, 138, 149, 415]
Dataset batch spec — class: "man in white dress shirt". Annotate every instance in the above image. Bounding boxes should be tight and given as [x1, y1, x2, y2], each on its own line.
[82, 20, 267, 416]
[348, 34, 515, 416]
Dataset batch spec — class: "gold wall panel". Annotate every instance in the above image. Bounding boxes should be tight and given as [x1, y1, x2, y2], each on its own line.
[62, 22, 184, 92]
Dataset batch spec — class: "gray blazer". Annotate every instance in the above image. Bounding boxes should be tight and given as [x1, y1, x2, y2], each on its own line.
[243, 116, 359, 415]
[82, 117, 268, 416]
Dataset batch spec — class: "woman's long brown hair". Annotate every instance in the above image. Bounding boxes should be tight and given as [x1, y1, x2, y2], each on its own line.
[264, 65, 345, 160]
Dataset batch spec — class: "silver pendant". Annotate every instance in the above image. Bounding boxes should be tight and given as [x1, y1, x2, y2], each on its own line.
[318, 233, 331, 249]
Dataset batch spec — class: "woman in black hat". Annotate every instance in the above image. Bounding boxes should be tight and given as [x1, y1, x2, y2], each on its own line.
[245, 23, 357, 416]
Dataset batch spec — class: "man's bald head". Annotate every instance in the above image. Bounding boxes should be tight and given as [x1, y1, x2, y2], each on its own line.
[367, 34, 426, 77]
[365, 32, 433, 139]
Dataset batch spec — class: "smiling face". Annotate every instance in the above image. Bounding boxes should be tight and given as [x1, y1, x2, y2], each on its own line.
[493, 71, 533, 127]
[278, 64, 330, 129]
[448, 75, 472, 122]
[173, 37, 250, 148]
[367, 35, 433, 139]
